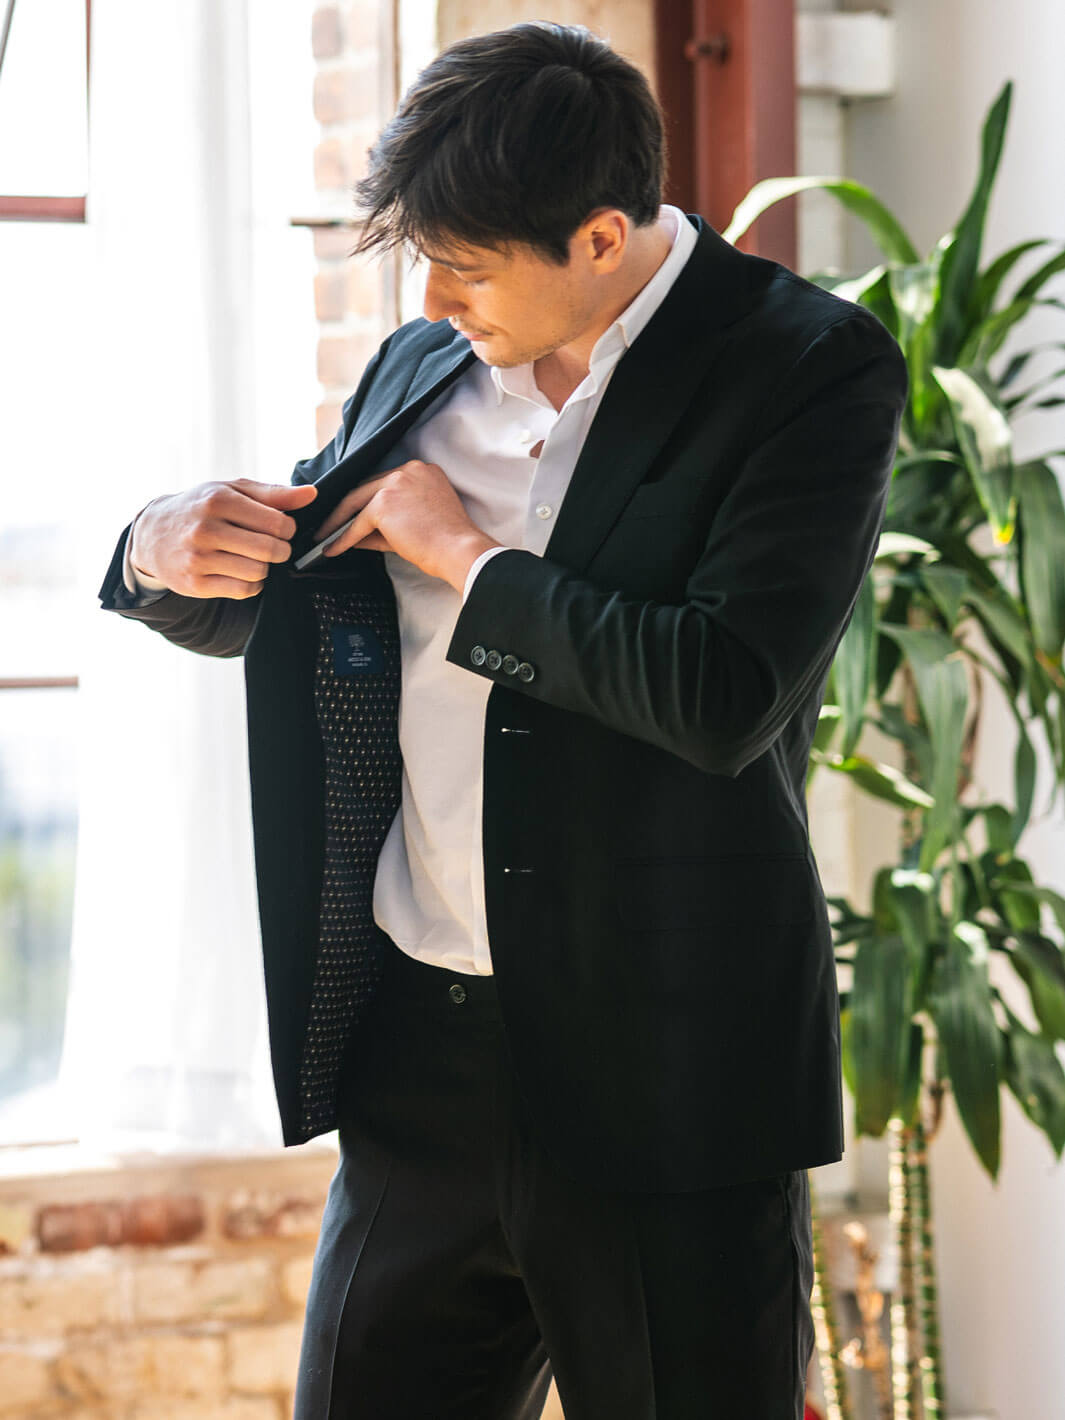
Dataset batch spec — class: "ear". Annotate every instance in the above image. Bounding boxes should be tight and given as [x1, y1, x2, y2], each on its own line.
[574, 209, 629, 273]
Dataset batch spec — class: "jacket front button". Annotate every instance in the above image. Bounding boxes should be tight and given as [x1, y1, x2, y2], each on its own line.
[502, 654, 519, 675]
[448, 983, 467, 1004]
[486, 649, 503, 671]
[517, 662, 536, 683]
[471, 645, 487, 666]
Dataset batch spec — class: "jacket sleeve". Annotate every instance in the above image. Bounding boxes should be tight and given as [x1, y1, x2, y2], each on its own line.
[96, 340, 393, 657]
[446, 312, 909, 778]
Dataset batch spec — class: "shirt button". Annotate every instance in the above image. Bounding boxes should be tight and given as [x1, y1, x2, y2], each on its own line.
[448, 983, 467, 1005]
[535, 503, 553, 520]
[518, 428, 534, 444]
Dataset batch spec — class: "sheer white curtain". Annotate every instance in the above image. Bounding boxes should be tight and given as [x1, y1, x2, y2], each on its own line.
[61, 0, 318, 1151]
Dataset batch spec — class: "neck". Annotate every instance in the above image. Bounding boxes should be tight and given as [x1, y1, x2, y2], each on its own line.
[533, 218, 674, 411]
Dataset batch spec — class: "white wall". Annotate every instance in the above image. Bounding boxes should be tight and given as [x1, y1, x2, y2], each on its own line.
[842, 4, 1065, 1416]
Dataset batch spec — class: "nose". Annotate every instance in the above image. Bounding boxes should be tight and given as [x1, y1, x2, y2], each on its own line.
[423, 264, 465, 325]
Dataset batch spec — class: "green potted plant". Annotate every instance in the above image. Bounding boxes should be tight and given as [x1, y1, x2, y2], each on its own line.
[726, 80, 1065, 1418]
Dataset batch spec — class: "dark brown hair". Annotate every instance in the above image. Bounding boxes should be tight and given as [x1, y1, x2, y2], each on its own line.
[351, 22, 666, 266]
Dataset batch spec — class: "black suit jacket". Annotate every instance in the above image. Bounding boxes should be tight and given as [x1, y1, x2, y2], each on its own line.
[99, 215, 908, 1191]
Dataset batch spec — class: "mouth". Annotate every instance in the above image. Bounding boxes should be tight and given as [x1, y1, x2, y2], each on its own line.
[452, 321, 491, 339]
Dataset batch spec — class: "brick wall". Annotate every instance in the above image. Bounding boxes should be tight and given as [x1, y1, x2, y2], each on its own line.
[0, 1144, 338, 1419]
[309, 2, 394, 451]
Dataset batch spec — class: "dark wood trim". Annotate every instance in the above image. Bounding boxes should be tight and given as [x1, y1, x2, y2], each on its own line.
[0, 195, 86, 221]
[0, 677, 79, 690]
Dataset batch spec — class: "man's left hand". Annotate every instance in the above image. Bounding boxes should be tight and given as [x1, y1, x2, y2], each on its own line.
[314, 460, 500, 592]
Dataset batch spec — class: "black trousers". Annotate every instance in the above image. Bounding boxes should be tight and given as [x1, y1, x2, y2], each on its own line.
[293, 945, 815, 1420]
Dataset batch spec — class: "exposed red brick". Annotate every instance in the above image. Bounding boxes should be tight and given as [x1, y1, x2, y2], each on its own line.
[314, 69, 377, 126]
[311, 6, 343, 59]
[313, 227, 358, 261]
[316, 403, 344, 449]
[121, 1194, 205, 1247]
[345, 262, 381, 319]
[314, 137, 352, 192]
[222, 1193, 323, 1242]
[314, 269, 347, 322]
[317, 333, 377, 390]
[38, 1201, 124, 1253]
[345, 0, 379, 51]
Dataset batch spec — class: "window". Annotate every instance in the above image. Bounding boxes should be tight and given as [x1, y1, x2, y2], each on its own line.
[0, 0, 92, 1140]
[0, 0, 90, 221]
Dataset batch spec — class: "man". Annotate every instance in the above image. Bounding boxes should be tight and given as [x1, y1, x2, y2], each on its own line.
[99, 22, 908, 1420]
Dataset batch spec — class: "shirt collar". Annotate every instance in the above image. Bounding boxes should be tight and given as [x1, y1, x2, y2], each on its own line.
[489, 204, 697, 407]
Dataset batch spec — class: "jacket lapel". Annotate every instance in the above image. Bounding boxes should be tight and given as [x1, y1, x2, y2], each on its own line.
[303, 335, 478, 530]
[544, 217, 764, 573]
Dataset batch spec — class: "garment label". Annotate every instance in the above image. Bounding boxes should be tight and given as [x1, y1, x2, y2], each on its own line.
[331, 625, 385, 675]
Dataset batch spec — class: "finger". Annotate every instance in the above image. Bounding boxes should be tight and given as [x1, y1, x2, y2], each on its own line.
[349, 530, 392, 553]
[188, 574, 266, 601]
[189, 548, 272, 583]
[201, 484, 312, 543]
[231, 478, 318, 509]
[205, 522, 295, 565]
[323, 503, 379, 556]
[314, 478, 387, 541]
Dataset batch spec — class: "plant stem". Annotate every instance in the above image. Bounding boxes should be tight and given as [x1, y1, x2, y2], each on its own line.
[809, 1179, 855, 1420]
[888, 1118, 921, 1419]
[910, 1116, 946, 1418]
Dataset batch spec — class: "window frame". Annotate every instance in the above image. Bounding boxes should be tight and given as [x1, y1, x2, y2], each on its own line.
[0, 0, 91, 222]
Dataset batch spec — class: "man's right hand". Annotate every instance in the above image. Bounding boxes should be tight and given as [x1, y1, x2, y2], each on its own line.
[128, 479, 319, 600]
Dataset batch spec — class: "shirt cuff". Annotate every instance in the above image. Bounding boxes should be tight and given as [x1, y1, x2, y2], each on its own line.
[122, 507, 170, 598]
[462, 545, 511, 604]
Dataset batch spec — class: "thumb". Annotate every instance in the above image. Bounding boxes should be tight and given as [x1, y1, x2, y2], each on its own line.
[235, 479, 319, 508]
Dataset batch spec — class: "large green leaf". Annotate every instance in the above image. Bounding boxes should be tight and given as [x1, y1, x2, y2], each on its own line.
[876, 531, 940, 559]
[930, 925, 1002, 1177]
[1014, 245, 1065, 302]
[965, 583, 1034, 669]
[932, 365, 1015, 541]
[1002, 1006, 1065, 1156]
[723, 176, 920, 264]
[891, 262, 940, 429]
[849, 932, 918, 1135]
[936, 80, 1013, 365]
[959, 296, 1038, 366]
[973, 238, 1054, 327]
[920, 564, 968, 630]
[1010, 930, 1065, 1041]
[810, 749, 934, 810]
[835, 573, 877, 756]
[877, 625, 969, 868]
[988, 857, 1040, 931]
[990, 880, 1065, 939]
[1016, 460, 1065, 663]
[887, 868, 940, 965]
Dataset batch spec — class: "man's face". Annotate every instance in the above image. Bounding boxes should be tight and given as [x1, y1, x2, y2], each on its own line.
[418, 230, 604, 368]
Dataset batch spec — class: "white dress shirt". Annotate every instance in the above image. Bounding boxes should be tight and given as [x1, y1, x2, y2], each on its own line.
[125, 205, 698, 976]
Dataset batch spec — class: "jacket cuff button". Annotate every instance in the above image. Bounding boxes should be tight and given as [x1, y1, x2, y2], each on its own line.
[470, 645, 487, 666]
[517, 661, 536, 683]
[486, 649, 503, 671]
[502, 654, 519, 675]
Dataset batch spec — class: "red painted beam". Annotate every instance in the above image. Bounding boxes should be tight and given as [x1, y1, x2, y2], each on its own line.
[658, 0, 797, 267]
